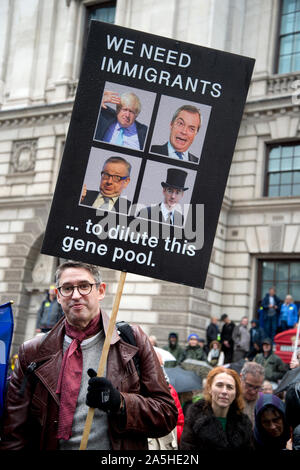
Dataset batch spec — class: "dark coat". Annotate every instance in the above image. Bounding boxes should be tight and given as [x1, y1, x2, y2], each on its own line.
[220, 321, 235, 362]
[249, 322, 266, 349]
[254, 393, 290, 450]
[95, 106, 147, 150]
[206, 323, 219, 346]
[180, 399, 254, 451]
[137, 203, 184, 226]
[150, 142, 199, 164]
[246, 322, 266, 360]
[36, 298, 64, 330]
[0, 311, 178, 450]
[179, 345, 207, 363]
[254, 351, 288, 382]
[81, 190, 131, 214]
[261, 293, 281, 315]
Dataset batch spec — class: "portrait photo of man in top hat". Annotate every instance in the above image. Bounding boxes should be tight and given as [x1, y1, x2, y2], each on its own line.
[137, 167, 189, 226]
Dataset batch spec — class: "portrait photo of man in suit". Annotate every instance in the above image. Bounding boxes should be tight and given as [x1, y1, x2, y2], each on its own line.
[150, 105, 201, 163]
[94, 89, 148, 150]
[80, 156, 132, 214]
[137, 168, 189, 226]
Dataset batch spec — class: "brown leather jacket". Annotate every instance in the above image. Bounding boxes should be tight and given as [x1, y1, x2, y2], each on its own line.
[0, 311, 178, 450]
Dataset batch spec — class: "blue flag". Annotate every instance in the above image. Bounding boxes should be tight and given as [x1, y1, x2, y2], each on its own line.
[0, 301, 14, 417]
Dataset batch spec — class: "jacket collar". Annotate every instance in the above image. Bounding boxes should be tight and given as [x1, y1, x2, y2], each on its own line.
[35, 309, 120, 360]
[32, 310, 132, 404]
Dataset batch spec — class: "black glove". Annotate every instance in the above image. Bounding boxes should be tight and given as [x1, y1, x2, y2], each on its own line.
[86, 368, 121, 413]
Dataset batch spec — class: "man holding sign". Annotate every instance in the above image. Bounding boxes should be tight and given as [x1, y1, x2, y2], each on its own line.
[0, 261, 177, 450]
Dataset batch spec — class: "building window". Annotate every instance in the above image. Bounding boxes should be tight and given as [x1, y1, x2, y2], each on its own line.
[259, 260, 300, 304]
[277, 0, 300, 74]
[265, 142, 300, 197]
[81, 2, 116, 70]
[87, 2, 116, 24]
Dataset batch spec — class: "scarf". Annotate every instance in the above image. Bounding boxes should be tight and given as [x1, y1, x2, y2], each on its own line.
[56, 314, 101, 440]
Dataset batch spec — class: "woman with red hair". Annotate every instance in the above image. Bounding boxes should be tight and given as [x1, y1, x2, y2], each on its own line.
[180, 366, 253, 450]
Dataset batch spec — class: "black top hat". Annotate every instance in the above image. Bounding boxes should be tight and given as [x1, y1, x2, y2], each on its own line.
[161, 168, 188, 191]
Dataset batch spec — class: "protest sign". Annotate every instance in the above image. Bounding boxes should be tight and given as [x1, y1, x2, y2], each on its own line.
[41, 21, 255, 289]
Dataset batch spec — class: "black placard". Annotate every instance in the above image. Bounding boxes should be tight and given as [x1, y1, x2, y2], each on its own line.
[41, 21, 255, 288]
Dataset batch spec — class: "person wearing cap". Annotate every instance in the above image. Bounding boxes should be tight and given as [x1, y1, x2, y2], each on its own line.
[178, 333, 207, 364]
[254, 337, 288, 383]
[150, 105, 201, 163]
[138, 168, 189, 226]
[36, 284, 64, 333]
[163, 332, 184, 368]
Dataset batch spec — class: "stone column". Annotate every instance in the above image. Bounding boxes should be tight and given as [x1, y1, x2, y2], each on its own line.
[54, 0, 79, 102]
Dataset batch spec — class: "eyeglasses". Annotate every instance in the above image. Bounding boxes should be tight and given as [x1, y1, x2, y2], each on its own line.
[101, 171, 128, 183]
[244, 381, 263, 392]
[57, 282, 98, 297]
[173, 118, 198, 135]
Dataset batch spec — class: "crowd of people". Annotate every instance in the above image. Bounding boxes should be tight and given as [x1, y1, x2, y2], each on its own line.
[159, 296, 300, 451]
[163, 320, 294, 385]
[1, 272, 300, 452]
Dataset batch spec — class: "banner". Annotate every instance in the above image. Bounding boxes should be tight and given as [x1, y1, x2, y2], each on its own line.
[41, 21, 255, 288]
[0, 301, 14, 416]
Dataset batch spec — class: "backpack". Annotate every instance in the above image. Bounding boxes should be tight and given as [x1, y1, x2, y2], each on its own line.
[116, 321, 141, 377]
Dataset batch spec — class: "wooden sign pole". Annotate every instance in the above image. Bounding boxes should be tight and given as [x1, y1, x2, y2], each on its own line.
[79, 270, 127, 450]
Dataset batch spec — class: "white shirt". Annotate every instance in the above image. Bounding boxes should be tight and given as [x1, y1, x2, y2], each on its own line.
[160, 202, 176, 224]
[167, 142, 189, 161]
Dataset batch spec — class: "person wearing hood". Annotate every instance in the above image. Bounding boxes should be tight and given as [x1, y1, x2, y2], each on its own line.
[246, 319, 266, 361]
[253, 393, 290, 450]
[163, 332, 184, 367]
[291, 425, 300, 450]
[179, 333, 207, 364]
[284, 382, 300, 447]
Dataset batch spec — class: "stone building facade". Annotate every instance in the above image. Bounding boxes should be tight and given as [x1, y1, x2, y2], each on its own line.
[0, 0, 299, 351]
